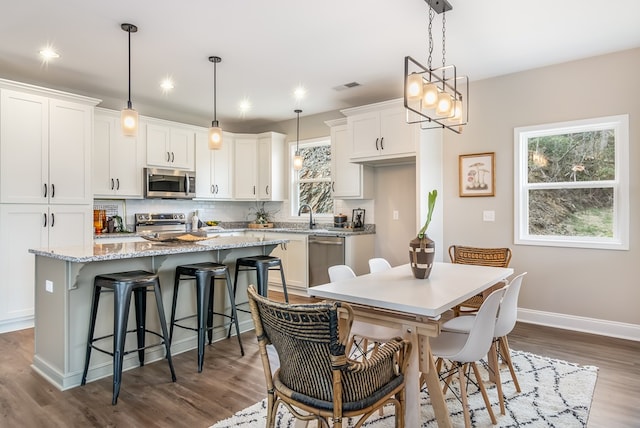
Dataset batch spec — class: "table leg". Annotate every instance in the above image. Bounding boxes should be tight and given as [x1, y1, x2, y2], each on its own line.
[420, 340, 453, 428]
[402, 325, 421, 427]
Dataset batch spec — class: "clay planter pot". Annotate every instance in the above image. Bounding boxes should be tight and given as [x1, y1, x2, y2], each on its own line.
[409, 235, 435, 279]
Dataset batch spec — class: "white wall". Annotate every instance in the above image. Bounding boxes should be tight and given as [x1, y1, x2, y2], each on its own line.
[441, 47, 640, 337]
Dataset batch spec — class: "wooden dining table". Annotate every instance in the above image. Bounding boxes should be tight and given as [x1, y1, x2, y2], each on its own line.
[308, 262, 514, 428]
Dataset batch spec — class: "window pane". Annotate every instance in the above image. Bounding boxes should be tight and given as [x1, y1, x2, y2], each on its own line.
[527, 130, 615, 184]
[299, 182, 333, 214]
[299, 145, 331, 179]
[528, 188, 613, 237]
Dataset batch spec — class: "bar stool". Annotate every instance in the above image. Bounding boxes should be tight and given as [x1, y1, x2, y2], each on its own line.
[170, 262, 244, 372]
[81, 270, 176, 405]
[229, 256, 289, 339]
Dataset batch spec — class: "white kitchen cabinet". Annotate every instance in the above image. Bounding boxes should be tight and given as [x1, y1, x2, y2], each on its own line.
[254, 232, 307, 290]
[0, 89, 95, 205]
[343, 99, 417, 164]
[326, 118, 374, 199]
[233, 132, 285, 201]
[195, 130, 233, 200]
[145, 120, 195, 170]
[0, 204, 92, 330]
[93, 109, 145, 198]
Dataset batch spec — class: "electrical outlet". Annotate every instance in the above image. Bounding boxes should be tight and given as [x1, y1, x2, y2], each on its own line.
[45, 280, 53, 293]
[393, 210, 399, 220]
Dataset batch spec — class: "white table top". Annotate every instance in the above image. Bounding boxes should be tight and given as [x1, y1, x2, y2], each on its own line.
[308, 262, 514, 318]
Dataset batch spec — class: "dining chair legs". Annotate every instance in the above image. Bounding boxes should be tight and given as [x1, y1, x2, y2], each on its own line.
[499, 335, 521, 392]
[488, 341, 505, 415]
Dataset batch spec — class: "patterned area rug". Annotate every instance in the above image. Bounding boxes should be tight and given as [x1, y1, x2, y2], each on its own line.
[211, 350, 598, 427]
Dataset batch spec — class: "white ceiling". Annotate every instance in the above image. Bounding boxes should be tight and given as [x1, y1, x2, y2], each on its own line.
[2, 0, 639, 131]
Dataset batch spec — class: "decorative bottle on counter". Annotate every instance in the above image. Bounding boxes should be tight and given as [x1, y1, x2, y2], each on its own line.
[191, 210, 199, 231]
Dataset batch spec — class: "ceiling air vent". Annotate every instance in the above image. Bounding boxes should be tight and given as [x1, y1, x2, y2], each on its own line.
[333, 81, 361, 91]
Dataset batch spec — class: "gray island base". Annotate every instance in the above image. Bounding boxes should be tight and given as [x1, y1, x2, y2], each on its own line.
[29, 236, 287, 390]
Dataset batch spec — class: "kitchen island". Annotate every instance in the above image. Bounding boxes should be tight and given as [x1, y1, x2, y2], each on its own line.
[29, 235, 287, 390]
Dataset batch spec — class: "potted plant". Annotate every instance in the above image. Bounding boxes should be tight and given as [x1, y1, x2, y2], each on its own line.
[409, 189, 437, 279]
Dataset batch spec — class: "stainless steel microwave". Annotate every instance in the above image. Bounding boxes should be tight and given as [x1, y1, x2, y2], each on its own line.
[144, 168, 196, 199]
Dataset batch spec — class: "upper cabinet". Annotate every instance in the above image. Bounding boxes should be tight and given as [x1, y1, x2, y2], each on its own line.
[195, 130, 233, 200]
[145, 119, 195, 170]
[0, 87, 97, 205]
[93, 109, 145, 198]
[326, 118, 374, 199]
[234, 132, 285, 201]
[342, 99, 417, 165]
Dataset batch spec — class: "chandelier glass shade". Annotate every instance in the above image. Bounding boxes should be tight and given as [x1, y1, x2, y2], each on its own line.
[120, 23, 138, 137]
[208, 56, 223, 150]
[293, 109, 303, 171]
[404, 0, 468, 134]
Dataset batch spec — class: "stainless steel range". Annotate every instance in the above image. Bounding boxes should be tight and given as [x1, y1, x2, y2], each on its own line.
[135, 213, 187, 234]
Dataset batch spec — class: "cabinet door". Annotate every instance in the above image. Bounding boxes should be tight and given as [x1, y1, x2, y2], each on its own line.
[195, 131, 215, 198]
[379, 107, 416, 157]
[49, 99, 93, 204]
[257, 138, 272, 199]
[332, 124, 365, 198]
[0, 204, 48, 322]
[211, 134, 233, 199]
[169, 127, 195, 170]
[0, 90, 49, 204]
[146, 123, 172, 167]
[233, 137, 258, 199]
[349, 112, 381, 160]
[265, 233, 308, 289]
[48, 205, 93, 248]
[93, 115, 113, 195]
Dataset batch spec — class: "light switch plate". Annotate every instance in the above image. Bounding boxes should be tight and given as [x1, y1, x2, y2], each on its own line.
[45, 280, 53, 293]
[483, 210, 495, 222]
[393, 210, 399, 220]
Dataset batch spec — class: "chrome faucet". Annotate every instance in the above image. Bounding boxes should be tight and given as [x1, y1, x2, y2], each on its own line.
[298, 204, 315, 229]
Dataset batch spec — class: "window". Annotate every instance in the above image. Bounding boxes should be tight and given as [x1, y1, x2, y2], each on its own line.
[514, 115, 628, 250]
[291, 138, 333, 216]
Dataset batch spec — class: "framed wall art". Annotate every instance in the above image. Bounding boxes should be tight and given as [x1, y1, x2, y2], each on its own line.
[459, 152, 495, 197]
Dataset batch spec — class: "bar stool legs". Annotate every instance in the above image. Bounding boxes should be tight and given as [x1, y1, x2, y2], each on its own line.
[171, 263, 244, 373]
[81, 270, 176, 405]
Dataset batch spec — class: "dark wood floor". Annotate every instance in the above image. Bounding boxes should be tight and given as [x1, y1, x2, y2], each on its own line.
[1, 292, 638, 427]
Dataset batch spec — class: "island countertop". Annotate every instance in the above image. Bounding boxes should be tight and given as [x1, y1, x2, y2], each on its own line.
[29, 235, 288, 263]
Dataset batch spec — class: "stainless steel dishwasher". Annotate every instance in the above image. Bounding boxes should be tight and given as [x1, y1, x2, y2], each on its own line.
[308, 235, 345, 286]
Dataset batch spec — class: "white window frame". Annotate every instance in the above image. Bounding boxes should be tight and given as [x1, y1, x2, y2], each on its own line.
[514, 114, 629, 250]
[290, 137, 333, 218]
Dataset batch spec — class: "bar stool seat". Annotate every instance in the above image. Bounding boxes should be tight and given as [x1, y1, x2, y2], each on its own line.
[232, 255, 289, 303]
[81, 270, 176, 405]
[171, 262, 244, 372]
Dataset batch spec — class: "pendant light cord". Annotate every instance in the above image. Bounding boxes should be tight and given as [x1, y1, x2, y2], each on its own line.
[213, 60, 217, 122]
[127, 27, 132, 109]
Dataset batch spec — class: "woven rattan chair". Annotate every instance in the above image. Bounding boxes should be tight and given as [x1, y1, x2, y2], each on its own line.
[449, 245, 512, 316]
[247, 285, 411, 428]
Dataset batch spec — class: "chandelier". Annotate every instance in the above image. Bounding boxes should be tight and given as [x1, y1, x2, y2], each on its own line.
[404, 0, 468, 134]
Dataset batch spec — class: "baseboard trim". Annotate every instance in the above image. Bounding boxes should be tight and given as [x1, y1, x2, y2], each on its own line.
[0, 316, 34, 334]
[518, 308, 640, 342]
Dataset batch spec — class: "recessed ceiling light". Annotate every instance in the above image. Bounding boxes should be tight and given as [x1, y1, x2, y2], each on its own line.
[39, 47, 60, 61]
[238, 99, 252, 115]
[160, 77, 174, 92]
[293, 85, 306, 100]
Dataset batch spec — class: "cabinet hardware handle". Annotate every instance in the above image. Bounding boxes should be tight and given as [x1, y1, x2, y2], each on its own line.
[380, 137, 384, 150]
[51, 184, 55, 198]
[332, 182, 335, 192]
[116, 178, 120, 190]
[50, 213, 55, 227]
[43, 213, 47, 227]
[375, 137, 379, 150]
[265, 185, 269, 195]
[111, 178, 115, 190]
[253, 185, 256, 195]
[43, 183, 47, 198]
[171, 152, 175, 162]
[211, 184, 215, 194]
[166, 151, 171, 162]
[215, 184, 219, 194]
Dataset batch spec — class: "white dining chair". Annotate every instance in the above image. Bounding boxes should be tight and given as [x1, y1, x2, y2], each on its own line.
[368, 257, 392, 273]
[440, 272, 528, 415]
[427, 287, 506, 428]
[328, 264, 356, 282]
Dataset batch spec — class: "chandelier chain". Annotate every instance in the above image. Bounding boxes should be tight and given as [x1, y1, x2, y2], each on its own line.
[442, 10, 446, 68]
[427, 6, 434, 70]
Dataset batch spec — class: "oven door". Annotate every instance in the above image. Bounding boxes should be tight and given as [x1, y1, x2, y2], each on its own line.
[144, 168, 195, 199]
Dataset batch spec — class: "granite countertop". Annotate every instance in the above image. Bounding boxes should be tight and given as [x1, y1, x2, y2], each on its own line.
[30, 235, 287, 263]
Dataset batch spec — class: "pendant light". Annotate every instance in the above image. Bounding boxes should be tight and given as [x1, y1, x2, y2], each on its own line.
[293, 109, 303, 171]
[120, 23, 138, 136]
[208, 56, 223, 150]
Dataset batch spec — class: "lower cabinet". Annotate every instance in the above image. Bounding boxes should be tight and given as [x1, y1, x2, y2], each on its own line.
[0, 204, 92, 331]
[248, 232, 308, 291]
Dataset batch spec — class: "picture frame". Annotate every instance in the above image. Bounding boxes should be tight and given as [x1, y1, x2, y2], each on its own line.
[459, 152, 495, 197]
